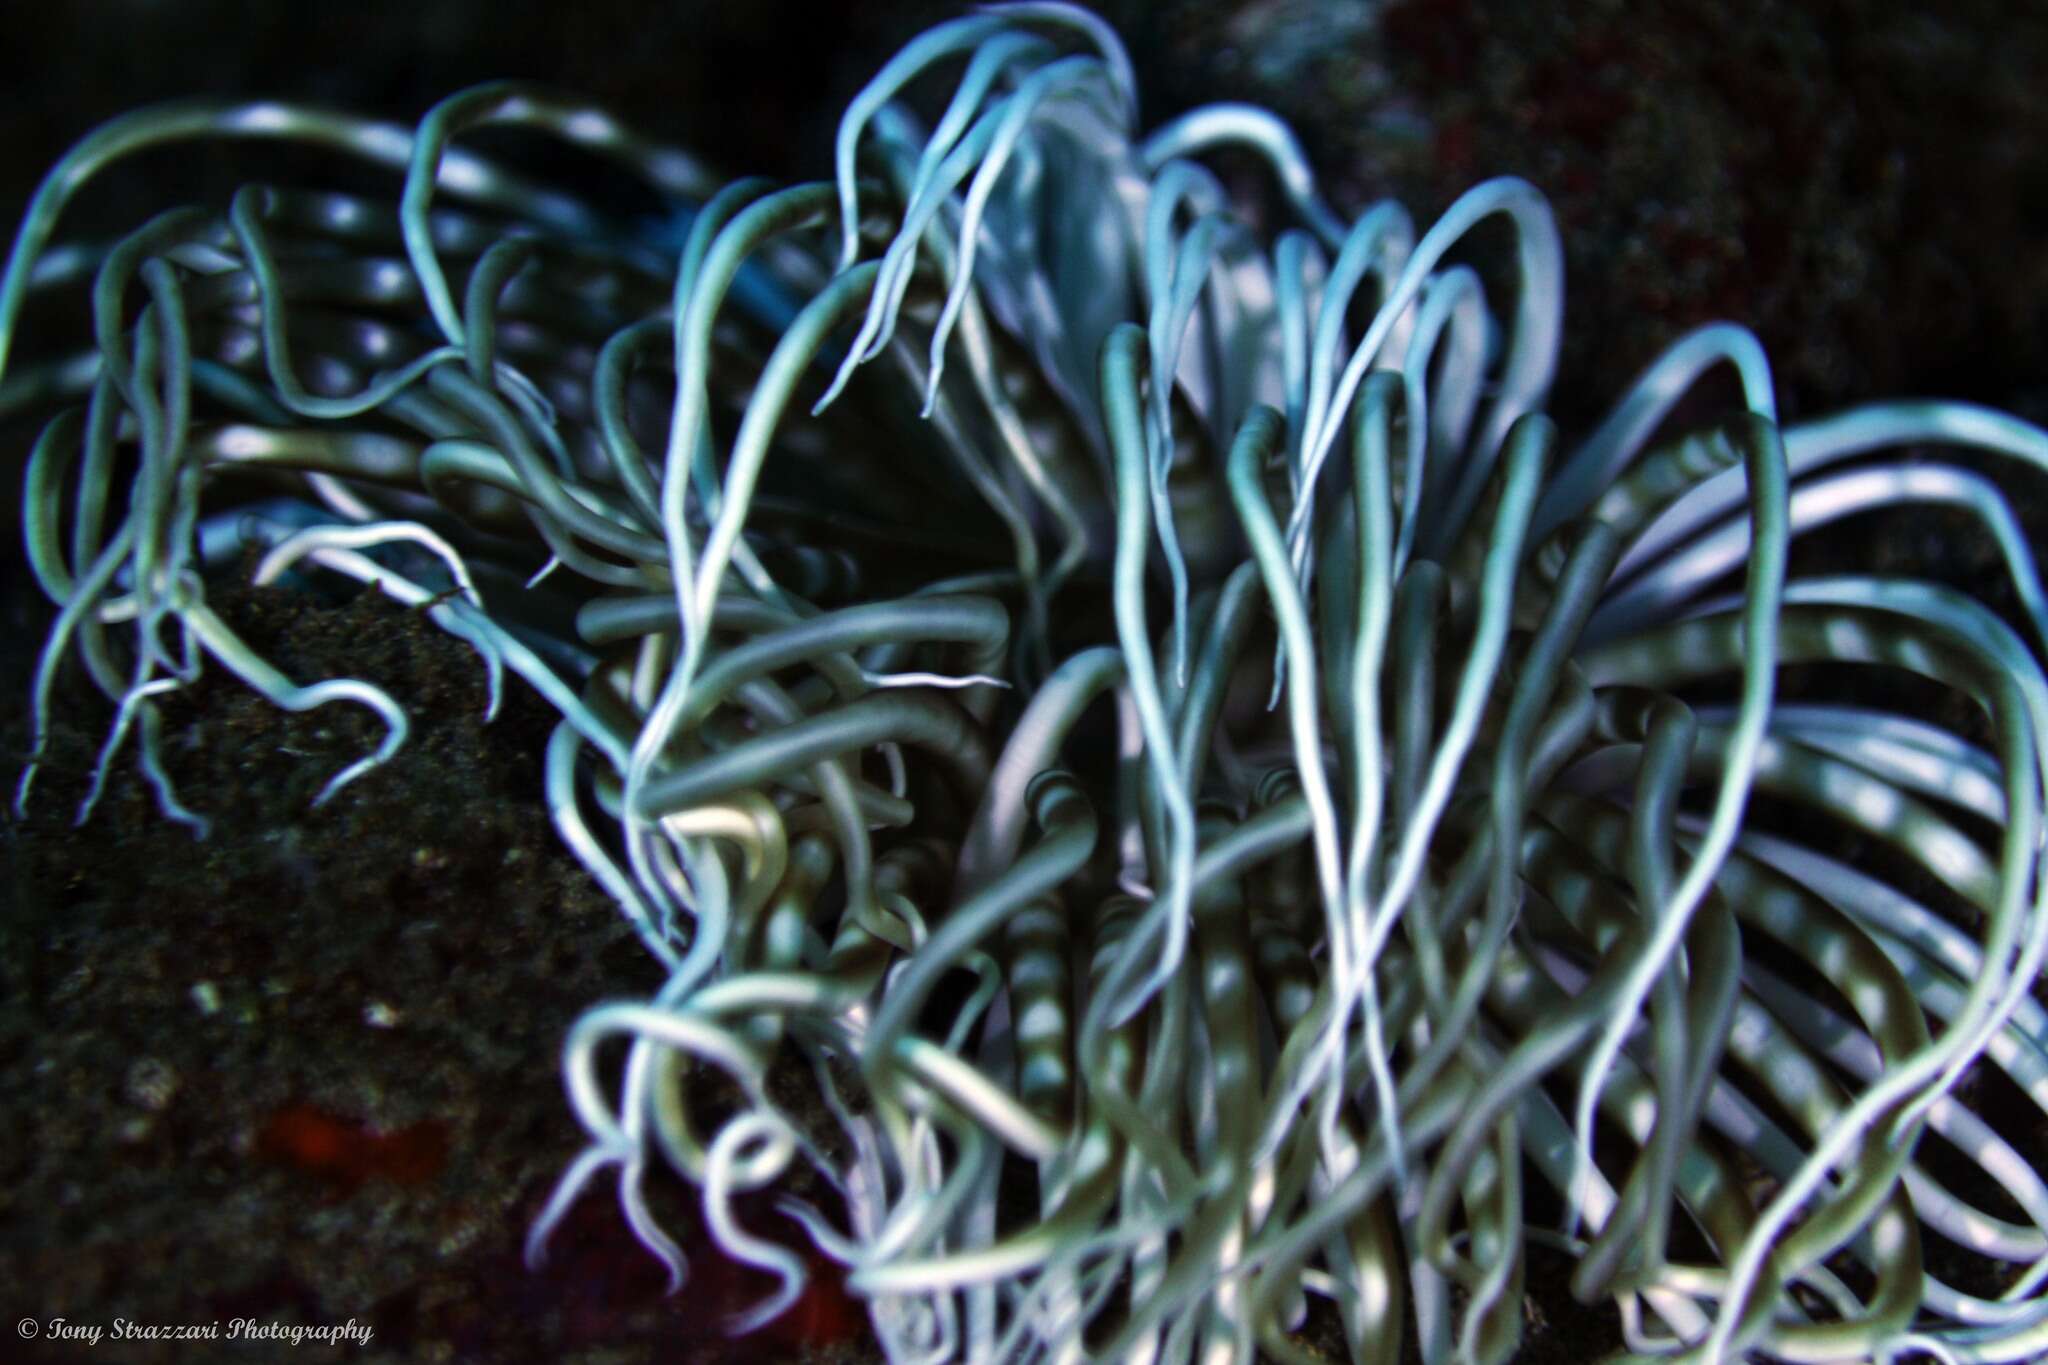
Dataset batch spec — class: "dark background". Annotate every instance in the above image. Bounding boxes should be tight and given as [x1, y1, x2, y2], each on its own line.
[4, 0, 2045, 427]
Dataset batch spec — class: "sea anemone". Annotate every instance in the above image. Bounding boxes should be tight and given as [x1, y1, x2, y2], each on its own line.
[9, 5, 2048, 1362]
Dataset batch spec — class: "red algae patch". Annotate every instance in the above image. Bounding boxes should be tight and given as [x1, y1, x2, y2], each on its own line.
[258, 1103, 450, 1195]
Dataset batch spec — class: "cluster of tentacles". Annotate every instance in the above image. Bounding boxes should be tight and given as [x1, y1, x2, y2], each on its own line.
[11, 7, 2048, 1362]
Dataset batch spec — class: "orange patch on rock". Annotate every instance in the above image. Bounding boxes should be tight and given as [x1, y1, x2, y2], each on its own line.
[258, 1103, 449, 1193]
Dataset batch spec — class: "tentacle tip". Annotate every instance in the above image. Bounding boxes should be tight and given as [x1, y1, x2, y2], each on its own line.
[811, 374, 853, 417]
[311, 762, 375, 809]
[522, 1226, 553, 1275]
[15, 765, 43, 817]
[724, 1284, 801, 1337]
